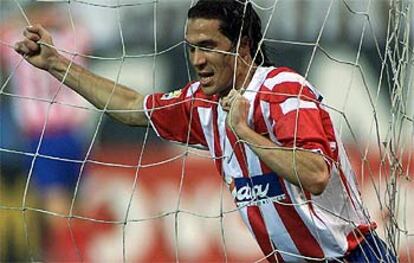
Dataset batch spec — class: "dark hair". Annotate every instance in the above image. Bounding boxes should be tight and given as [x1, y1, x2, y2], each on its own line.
[188, 0, 273, 66]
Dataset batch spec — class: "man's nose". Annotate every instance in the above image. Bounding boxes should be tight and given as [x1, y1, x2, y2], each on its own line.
[191, 48, 207, 67]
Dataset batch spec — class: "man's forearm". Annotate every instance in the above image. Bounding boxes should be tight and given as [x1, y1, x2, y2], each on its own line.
[14, 24, 148, 126]
[235, 125, 329, 195]
[48, 55, 147, 126]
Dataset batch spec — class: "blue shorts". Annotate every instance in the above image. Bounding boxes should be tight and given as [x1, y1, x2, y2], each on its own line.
[26, 132, 85, 192]
[343, 232, 396, 263]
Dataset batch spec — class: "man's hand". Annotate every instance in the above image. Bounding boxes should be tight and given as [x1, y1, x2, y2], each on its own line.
[221, 89, 329, 195]
[221, 89, 251, 136]
[14, 24, 59, 71]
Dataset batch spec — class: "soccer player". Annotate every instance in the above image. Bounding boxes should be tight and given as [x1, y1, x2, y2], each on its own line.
[14, 0, 395, 261]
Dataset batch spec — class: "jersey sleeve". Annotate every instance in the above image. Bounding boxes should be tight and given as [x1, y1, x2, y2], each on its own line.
[143, 83, 207, 147]
[266, 70, 335, 162]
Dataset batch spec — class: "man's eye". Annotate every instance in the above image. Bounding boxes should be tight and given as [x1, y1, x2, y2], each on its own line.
[200, 46, 213, 52]
[196, 45, 216, 53]
[186, 44, 214, 53]
[186, 45, 195, 53]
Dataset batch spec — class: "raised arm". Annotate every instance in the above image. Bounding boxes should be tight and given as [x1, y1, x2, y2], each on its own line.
[14, 24, 148, 127]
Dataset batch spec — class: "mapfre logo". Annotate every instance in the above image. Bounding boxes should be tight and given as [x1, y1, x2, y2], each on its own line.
[232, 173, 286, 207]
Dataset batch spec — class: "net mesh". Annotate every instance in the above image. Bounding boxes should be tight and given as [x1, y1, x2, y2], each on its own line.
[0, 0, 412, 262]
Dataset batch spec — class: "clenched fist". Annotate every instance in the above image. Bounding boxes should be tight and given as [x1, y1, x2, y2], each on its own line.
[220, 89, 251, 135]
[14, 24, 59, 71]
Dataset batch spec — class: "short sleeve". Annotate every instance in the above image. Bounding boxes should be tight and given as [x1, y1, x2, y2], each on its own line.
[144, 84, 207, 147]
[263, 69, 334, 160]
[271, 98, 332, 157]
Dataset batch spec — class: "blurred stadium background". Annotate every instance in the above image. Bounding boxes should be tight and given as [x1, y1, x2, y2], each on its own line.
[0, 0, 413, 262]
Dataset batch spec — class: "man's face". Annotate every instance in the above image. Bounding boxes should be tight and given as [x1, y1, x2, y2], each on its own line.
[185, 18, 235, 96]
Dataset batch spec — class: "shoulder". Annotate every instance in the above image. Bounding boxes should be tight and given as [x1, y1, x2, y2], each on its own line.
[171, 81, 211, 100]
[153, 81, 216, 106]
[181, 81, 203, 98]
[259, 67, 323, 102]
[156, 82, 199, 100]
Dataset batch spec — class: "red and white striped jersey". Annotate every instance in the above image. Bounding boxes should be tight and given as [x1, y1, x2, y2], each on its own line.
[1, 27, 90, 135]
[144, 66, 374, 262]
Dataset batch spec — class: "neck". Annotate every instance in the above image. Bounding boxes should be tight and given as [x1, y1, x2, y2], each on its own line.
[235, 61, 257, 92]
[218, 59, 257, 98]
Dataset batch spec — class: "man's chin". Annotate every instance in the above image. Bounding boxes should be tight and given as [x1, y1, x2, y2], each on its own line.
[200, 85, 217, 96]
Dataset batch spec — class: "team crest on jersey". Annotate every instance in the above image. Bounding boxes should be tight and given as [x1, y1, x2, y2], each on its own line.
[161, 89, 182, 100]
[232, 173, 286, 207]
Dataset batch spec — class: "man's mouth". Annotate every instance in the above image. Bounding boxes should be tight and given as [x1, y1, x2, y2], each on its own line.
[199, 72, 214, 86]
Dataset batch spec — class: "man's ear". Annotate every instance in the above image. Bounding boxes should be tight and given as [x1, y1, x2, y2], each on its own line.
[239, 36, 252, 62]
